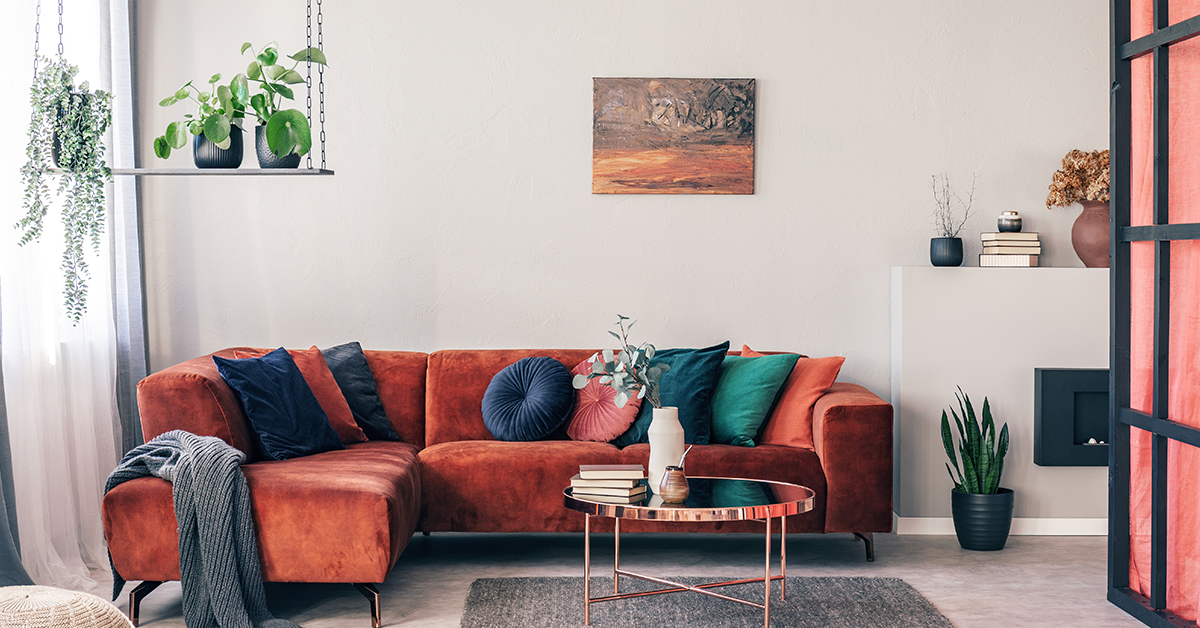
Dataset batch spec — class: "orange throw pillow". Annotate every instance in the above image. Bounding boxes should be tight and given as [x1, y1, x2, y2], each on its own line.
[233, 346, 367, 444]
[742, 345, 844, 449]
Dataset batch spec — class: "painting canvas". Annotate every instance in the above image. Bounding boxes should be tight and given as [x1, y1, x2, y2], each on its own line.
[592, 78, 755, 194]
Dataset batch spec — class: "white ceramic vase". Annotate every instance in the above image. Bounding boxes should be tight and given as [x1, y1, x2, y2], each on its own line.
[647, 406, 685, 492]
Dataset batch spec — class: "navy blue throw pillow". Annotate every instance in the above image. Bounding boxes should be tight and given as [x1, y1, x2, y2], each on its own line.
[481, 357, 575, 441]
[214, 347, 344, 460]
[610, 341, 731, 447]
[321, 341, 400, 441]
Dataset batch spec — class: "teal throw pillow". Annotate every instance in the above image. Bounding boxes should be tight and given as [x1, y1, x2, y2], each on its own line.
[710, 354, 800, 447]
[711, 479, 772, 508]
[610, 341, 730, 447]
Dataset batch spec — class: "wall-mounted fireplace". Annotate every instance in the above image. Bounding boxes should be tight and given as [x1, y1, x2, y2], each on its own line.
[1033, 368, 1108, 467]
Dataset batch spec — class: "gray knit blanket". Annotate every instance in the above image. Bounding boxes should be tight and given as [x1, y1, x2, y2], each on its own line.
[104, 430, 300, 628]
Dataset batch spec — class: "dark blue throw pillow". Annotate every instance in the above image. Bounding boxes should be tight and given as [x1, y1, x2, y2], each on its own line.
[321, 341, 400, 441]
[214, 348, 344, 460]
[610, 341, 731, 447]
[481, 357, 575, 441]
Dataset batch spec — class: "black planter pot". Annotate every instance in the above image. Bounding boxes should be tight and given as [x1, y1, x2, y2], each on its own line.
[52, 92, 90, 169]
[256, 125, 301, 169]
[930, 237, 964, 267]
[951, 488, 1014, 551]
[193, 126, 244, 169]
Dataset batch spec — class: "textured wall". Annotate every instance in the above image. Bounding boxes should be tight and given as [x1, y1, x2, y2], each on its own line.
[136, 0, 1107, 403]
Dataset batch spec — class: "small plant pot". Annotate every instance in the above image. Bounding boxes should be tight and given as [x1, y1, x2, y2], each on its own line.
[930, 237, 964, 267]
[193, 126, 244, 169]
[951, 488, 1014, 551]
[256, 125, 301, 169]
[52, 92, 91, 169]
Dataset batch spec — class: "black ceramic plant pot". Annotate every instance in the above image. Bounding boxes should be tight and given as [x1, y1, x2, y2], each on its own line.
[930, 237, 964, 267]
[951, 488, 1014, 551]
[193, 126, 244, 169]
[256, 125, 301, 169]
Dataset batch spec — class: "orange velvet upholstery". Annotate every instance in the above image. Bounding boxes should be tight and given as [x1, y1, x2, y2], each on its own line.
[103, 441, 420, 584]
[813, 382, 894, 533]
[363, 351, 429, 448]
[424, 349, 596, 447]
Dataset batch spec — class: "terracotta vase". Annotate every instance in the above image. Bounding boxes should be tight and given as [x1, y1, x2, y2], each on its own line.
[1071, 200, 1110, 268]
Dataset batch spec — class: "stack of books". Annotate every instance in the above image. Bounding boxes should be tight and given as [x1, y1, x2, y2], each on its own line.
[570, 464, 648, 503]
[980, 232, 1040, 267]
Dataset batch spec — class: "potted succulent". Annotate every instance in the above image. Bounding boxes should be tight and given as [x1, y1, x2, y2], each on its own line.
[1046, 149, 1110, 268]
[941, 387, 1012, 551]
[573, 315, 676, 490]
[240, 41, 327, 168]
[153, 73, 249, 168]
[929, 174, 975, 267]
[19, 55, 113, 323]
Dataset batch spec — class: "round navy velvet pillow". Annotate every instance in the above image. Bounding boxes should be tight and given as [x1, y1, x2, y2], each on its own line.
[481, 357, 575, 441]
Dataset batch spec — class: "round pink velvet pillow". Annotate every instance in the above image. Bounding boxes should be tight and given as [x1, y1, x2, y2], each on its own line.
[566, 358, 643, 442]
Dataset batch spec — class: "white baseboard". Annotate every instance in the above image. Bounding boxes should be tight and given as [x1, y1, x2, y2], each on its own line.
[892, 513, 1107, 536]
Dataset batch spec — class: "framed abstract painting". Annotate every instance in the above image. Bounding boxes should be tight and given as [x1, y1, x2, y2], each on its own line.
[592, 78, 756, 195]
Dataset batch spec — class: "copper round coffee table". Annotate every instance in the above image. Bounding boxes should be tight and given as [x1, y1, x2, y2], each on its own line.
[563, 476, 815, 627]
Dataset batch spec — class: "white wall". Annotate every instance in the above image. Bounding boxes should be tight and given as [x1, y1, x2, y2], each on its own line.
[135, 0, 1108, 404]
[892, 267, 1109, 526]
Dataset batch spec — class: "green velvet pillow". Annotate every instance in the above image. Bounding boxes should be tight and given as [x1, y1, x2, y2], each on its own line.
[710, 354, 800, 447]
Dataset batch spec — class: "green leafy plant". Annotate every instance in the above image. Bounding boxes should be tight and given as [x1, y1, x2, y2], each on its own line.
[18, 55, 113, 323]
[572, 315, 671, 409]
[240, 41, 327, 158]
[941, 387, 1009, 494]
[153, 72, 248, 159]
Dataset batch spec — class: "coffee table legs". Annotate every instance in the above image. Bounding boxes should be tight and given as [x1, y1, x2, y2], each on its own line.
[583, 514, 785, 627]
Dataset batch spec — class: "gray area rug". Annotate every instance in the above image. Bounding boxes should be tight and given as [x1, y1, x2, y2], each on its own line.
[460, 576, 954, 628]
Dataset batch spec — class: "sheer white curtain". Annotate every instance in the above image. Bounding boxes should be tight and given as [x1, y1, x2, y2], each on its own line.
[0, 0, 123, 595]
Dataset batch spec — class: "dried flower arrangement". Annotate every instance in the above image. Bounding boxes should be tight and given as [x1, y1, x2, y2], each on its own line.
[1046, 149, 1109, 209]
[931, 173, 976, 238]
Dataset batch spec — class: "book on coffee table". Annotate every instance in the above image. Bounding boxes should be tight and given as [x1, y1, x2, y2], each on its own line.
[578, 464, 645, 480]
[570, 474, 642, 490]
[570, 483, 648, 498]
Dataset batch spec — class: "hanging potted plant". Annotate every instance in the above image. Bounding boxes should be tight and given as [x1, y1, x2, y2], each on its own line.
[941, 387, 1013, 551]
[239, 41, 327, 168]
[929, 174, 975, 267]
[573, 316, 675, 490]
[1046, 149, 1110, 268]
[18, 56, 113, 323]
[152, 73, 248, 168]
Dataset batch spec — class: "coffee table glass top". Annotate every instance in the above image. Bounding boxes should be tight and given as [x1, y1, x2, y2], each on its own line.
[563, 476, 815, 521]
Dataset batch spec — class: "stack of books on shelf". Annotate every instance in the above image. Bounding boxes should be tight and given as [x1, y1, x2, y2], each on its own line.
[570, 464, 648, 503]
[980, 232, 1040, 267]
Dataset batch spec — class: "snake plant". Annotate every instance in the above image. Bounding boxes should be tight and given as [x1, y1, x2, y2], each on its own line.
[941, 387, 1009, 494]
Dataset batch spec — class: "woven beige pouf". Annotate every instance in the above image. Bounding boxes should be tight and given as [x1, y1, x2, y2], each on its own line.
[0, 586, 132, 628]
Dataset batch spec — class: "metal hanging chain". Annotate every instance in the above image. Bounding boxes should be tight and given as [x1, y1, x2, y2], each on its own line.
[57, 0, 64, 56]
[306, 0, 312, 170]
[317, 0, 325, 170]
[32, 0, 42, 79]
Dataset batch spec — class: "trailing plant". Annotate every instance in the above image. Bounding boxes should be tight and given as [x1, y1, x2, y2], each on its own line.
[931, 173, 976, 238]
[572, 315, 671, 409]
[941, 387, 1009, 494]
[240, 41, 327, 158]
[153, 72, 249, 159]
[19, 55, 113, 323]
[1046, 149, 1109, 209]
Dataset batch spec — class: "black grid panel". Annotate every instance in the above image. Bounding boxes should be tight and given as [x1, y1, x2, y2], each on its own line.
[1110, 0, 1200, 626]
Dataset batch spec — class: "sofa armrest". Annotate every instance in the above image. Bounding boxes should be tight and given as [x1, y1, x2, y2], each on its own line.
[812, 382, 893, 533]
[136, 349, 259, 459]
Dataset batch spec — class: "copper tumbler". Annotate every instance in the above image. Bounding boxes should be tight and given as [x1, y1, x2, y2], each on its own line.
[658, 466, 690, 503]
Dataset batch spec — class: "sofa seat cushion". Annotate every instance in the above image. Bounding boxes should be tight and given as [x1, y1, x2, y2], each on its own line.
[418, 440, 622, 532]
[102, 441, 421, 584]
[614, 443, 828, 534]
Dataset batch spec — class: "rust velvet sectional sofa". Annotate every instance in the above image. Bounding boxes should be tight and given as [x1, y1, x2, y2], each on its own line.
[102, 347, 893, 626]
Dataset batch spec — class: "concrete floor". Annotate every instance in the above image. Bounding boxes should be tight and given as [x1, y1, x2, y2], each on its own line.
[126, 533, 1146, 628]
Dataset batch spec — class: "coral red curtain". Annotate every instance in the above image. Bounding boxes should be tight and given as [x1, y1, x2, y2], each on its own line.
[1127, 0, 1200, 619]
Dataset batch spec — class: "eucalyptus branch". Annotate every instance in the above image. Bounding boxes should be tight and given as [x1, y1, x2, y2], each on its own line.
[573, 315, 670, 409]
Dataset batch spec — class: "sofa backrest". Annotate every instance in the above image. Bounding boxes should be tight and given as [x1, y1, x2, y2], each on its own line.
[137, 347, 431, 458]
[424, 349, 598, 447]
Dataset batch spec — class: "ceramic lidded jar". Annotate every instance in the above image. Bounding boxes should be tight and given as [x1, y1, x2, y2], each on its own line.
[997, 211, 1022, 233]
